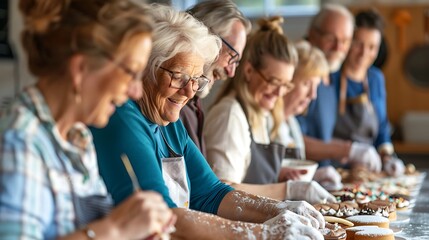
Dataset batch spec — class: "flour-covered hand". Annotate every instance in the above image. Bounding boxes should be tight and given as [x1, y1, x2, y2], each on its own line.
[263, 210, 323, 240]
[276, 200, 325, 229]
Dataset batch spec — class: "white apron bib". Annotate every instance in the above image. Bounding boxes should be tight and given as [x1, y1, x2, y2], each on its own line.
[160, 130, 190, 208]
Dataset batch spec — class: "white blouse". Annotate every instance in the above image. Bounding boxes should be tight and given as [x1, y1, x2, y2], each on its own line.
[204, 94, 270, 183]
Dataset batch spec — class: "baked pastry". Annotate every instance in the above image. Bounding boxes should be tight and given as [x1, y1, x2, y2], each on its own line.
[360, 200, 396, 221]
[331, 191, 355, 202]
[345, 226, 393, 240]
[345, 215, 389, 229]
[389, 193, 410, 211]
[345, 226, 377, 240]
[405, 163, 416, 175]
[354, 228, 394, 240]
[320, 223, 347, 240]
[314, 201, 360, 218]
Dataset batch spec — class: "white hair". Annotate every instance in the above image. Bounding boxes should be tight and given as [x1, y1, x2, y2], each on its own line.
[310, 3, 354, 31]
[145, 3, 221, 83]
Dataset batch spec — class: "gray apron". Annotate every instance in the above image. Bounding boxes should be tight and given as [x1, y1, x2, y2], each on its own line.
[333, 73, 379, 145]
[235, 97, 290, 184]
[160, 130, 190, 208]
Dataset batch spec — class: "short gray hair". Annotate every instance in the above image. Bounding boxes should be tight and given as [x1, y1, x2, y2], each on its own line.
[145, 3, 221, 83]
[310, 3, 354, 31]
[186, 0, 252, 38]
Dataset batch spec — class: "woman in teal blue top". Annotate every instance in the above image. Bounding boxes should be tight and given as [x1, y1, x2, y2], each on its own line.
[92, 4, 325, 239]
[93, 100, 230, 212]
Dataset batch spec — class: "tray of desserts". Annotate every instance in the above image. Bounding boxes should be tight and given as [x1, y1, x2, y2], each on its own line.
[316, 164, 425, 240]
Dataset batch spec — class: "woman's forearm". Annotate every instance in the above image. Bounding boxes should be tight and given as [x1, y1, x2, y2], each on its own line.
[217, 190, 281, 223]
[172, 208, 264, 240]
[227, 182, 286, 201]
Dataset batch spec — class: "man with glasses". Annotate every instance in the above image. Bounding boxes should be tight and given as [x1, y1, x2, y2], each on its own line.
[296, 4, 382, 177]
[180, 0, 251, 156]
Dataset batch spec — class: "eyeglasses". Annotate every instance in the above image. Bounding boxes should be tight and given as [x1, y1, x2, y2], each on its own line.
[158, 66, 211, 92]
[221, 37, 240, 66]
[103, 52, 143, 82]
[314, 27, 352, 47]
[254, 68, 294, 92]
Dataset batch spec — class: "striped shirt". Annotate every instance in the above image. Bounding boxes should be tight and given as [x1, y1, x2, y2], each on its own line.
[0, 86, 108, 239]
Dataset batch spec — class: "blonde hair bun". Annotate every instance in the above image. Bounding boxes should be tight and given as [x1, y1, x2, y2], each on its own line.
[257, 16, 284, 35]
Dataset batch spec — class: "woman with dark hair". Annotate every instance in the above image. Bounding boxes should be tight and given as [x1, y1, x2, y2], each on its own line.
[332, 9, 405, 176]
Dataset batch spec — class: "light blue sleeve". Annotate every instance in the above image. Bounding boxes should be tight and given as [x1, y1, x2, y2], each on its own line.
[0, 130, 54, 239]
[368, 67, 392, 148]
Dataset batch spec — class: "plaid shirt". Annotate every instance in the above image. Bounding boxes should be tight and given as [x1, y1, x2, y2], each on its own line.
[0, 87, 108, 239]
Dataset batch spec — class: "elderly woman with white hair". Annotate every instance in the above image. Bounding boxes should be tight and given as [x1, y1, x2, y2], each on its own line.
[92, 4, 325, 239]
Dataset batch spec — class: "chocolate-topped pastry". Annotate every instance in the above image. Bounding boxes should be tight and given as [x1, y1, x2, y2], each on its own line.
[370, 200, 397, 220]
[331, 191, 355, 202]
[360, 203, 390, 218]
[360, 200, 397, 221]
[314, 201, 360, 218]
[389, 193, 410, 210]
[320, 223, 346, 240]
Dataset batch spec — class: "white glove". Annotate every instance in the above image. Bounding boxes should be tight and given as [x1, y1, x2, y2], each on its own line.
[349, 142, 382, 173]
[286, 180, 336, 204]
[263, 210, 324, 240]
[277, 200, 325, 229]
[313, 166, 342, 191]
[383, 157, 405, 177]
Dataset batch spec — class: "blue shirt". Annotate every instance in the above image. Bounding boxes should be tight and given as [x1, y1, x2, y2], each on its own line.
[91, 100, 233, 214]
[332, 66, 391, 149]
[0, 87, 108, 239]
[297, 73, 339, 164]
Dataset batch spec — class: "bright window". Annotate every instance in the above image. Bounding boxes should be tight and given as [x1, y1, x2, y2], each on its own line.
[172, 0, 320, 17]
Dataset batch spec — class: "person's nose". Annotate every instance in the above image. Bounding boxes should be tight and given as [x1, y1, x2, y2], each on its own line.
[225, 63, 237, 78]
[127, 79, 143, 100]
[276, 85, 288, 97]
[180, 79, 197, 98]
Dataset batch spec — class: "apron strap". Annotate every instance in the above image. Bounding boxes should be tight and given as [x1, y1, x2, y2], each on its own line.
[159, 128, 182, 158]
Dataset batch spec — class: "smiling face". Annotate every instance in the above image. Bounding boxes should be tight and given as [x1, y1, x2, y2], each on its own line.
[283, 73, 322, 117]
[309, 11, 353, 72]
[81, 34, 152, 127]
[245, 55, 295, 111]
[155, 52, 205, 125]
[198, 20, 247, 99]
[346, 27, 381, 72]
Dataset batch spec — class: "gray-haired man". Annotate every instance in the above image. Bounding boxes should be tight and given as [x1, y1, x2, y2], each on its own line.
[180, 0, 251, 156]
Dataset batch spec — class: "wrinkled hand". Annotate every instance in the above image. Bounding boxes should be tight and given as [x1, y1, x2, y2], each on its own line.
[286, 181, 336, 204]
[263, 210, 324, 240]
[383, 156, 405, 177]
[107, 191, 175, 240]
[277, 200, 325, 229]
[278, 167, 308, 182]
[349, 142, 382, 173]
[313, 166, 342, 191]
